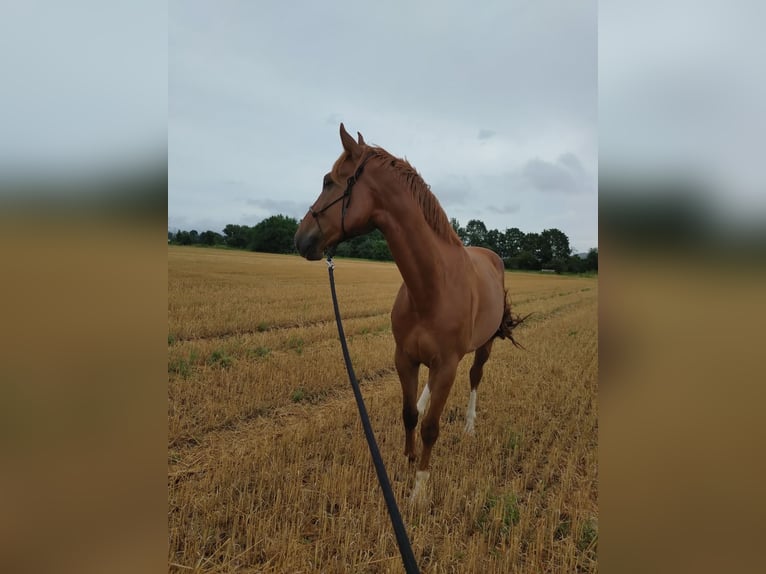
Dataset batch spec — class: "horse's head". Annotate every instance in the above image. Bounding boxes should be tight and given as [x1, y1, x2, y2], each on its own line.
[294, 123, 377, 260]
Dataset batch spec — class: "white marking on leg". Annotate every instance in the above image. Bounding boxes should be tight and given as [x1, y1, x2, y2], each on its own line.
[410, 470, 430, 503]
[464, 389, 477, 434]
[417, 384, 431, 416]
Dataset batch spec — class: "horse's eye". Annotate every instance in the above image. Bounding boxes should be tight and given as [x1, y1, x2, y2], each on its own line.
[323, 176, 332, 188]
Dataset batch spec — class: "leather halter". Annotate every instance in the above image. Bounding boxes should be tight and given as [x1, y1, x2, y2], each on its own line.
[309, 153, 374, 242]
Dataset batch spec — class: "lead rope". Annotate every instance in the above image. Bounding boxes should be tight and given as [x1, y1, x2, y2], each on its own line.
[326, 256, 420, 574]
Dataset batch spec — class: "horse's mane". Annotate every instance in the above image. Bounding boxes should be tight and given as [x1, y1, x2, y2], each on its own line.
[332, 146, 463, 246]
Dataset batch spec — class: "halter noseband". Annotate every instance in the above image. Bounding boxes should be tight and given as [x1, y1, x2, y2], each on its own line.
[309, 153, 373, 243]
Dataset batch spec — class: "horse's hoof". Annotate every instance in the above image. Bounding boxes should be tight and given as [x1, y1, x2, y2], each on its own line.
[409, 470, 430, 505]
[463, 421, 475, 435]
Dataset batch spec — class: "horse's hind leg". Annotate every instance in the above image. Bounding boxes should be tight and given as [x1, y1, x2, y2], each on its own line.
[395, 347, 420, 462]
[465, 338, 494, 435]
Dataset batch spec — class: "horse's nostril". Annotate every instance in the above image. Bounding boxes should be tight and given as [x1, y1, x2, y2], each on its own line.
[295, 230, 320, 259]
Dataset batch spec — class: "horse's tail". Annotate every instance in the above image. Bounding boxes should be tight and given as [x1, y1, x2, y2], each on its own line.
[496, 290, 530, 349]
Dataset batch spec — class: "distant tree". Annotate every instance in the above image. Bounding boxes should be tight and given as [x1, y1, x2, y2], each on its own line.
[541, 228, 572, 262]
[496, 230, 510, 259]
[175, 230, 192, 245]
[200, 230, 224, 246]
[565, 254, 586, 273]
[503, 228, 525, 258]
[169, 213, 588, 274]
[249, 215, 299, 254]
[484, 228, 501, 254]
[359, 229, 393, 260]
[536, 234, 553, 267]
[335, 229, 392, 261]
[517, 249, 541, 270]
[223, 224, 252, 249]
[504, 256, 520, 270]
[585, 248, 598, 272]
[450, 217, 468, 245]
[369, 238, 393, 260]
[465, 219, 488, 247]
[522, 232, 541, 262]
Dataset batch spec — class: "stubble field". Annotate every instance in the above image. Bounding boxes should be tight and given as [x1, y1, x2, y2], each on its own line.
[168, 246, 598, 573]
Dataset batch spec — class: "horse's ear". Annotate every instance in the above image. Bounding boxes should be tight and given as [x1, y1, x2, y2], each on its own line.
[339, 123, 360, 157]
[357, 132, 366, 146]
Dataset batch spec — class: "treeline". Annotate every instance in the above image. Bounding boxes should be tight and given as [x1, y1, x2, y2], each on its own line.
[449, 218, 598, 273]
[169, 215, 299, 254]
[169, 214, 597, 273]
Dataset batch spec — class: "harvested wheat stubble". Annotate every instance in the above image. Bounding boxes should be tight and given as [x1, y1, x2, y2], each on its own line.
[168, 246, 597, 573]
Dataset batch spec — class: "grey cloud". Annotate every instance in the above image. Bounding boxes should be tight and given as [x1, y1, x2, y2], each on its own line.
[245, 196, 306, 218]
[557, 152, 585, 174]
[432, 175, 472, 206]
[487, 203, 520, 214]
[478, 128, 496, 140]
[521, 153, 587, 193]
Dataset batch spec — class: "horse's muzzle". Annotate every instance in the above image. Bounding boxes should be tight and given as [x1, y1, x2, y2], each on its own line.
[294, 229, 324, 260]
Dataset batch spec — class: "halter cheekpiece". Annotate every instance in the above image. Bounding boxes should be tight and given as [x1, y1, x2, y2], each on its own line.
[309, 153, 373, 242]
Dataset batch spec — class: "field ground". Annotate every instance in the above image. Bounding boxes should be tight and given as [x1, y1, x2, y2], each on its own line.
[168, 246, 598, 573]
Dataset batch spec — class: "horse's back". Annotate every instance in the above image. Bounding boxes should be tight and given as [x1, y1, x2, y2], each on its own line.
[466, 246, 505, 278]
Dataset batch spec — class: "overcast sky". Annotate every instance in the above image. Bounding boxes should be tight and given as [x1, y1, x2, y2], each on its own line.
[169, 0, 597, 252]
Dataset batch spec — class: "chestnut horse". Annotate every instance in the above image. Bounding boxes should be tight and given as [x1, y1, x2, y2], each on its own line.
[295, 124, 523, 500]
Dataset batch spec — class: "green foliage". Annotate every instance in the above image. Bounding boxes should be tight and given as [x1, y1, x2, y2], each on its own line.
[169, 214, 596, 274]
[465, 219, 489, 247]
[585, 247, 598, 271]
[507, 430, 520, 451]
[200, 230, 224, 245]
[521, 250, 542, 270]
[450, 217, 467, 244]
[172, 230, 193, 245]
[500, 494, 521, 531]
[542, 228, 572, 261]
[501, 227, 525, 258]
[578, 518, 598, 552]
[334, 229, 393, 261]
[476, 492, 521, 534]
[290, 386, 328, 404]
[222, 224, 250, 248]
[249, 215, 299, 254]
[249, 346, 271, 359]
[169, 229, 224, 246]
[485, 228, 501, 253]
[169, 357, 191, 378]
[554, 517, 571, 540]
[208, 349, 233, 369]
[286, 335, 304, 354]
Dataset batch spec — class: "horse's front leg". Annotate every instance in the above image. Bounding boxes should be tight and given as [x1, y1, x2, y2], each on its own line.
[411, 357, 459, 502]
[395, 347, 420, 462]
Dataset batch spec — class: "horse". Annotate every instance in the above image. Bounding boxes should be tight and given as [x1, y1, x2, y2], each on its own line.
[295, 123, 524, 501]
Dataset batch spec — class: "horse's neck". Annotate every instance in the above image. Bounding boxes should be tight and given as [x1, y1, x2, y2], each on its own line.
[374, 188, 453, 311]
